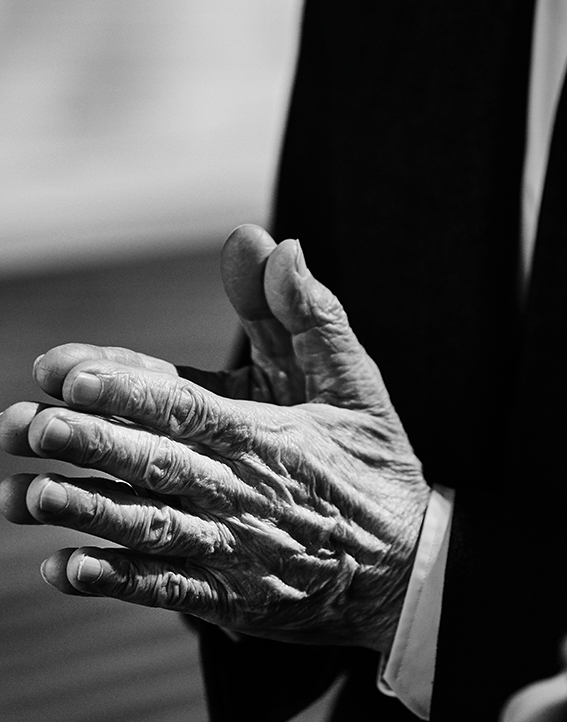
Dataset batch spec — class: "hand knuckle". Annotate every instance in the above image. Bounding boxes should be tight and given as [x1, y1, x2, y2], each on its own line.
[142, 505, 177, 553]
[139, 434, 187, 492]
[166, 383, 196, 435]
[120, 372, 153, 416]
[168, 383, 227, 442]
[105, 560, 142, 602]
[101, 557, 187, 611]
[155, 569, 192, 608]
[78, 487, 106, 527]
[72, 419, 113, 467]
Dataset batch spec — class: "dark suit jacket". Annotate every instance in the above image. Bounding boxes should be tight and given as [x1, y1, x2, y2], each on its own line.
[196, 2, 567, 720]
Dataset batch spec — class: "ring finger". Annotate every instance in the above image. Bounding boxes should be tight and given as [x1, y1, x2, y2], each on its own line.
[24, 472, 234, 558]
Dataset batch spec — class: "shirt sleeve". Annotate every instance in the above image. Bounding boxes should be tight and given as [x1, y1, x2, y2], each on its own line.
[377, 484, 455, 720]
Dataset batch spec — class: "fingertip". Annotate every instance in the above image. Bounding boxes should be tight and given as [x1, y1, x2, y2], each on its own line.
[32, 353, 45, 378]
[0, 401, 46, 456]
[0, 474, 40, 524]
[266, 237, 308, 279]
[33, 344, 87, 397]
[37, 345, 178, 398]
[264, 239, 318, 333]
[41, 548, 94, 596]
[294, 239, 310, 279]
[224, 224, 276, 251]
[221, 225, 277, 320]
[27, 410, 73, 459]
[266, 238, 345, 332]
[41, 548, 74, 585]
[222, 225, 276, 271]
[26, 473, 70, 522]
[67, 547, 109, 593]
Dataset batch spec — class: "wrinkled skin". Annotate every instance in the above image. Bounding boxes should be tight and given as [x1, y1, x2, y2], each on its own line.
[0, 225, 429, 653]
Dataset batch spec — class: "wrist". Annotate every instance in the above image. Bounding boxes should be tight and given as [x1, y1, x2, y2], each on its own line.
[352, 482, 431, 654]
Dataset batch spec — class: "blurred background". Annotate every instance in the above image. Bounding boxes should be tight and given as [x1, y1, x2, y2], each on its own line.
[0, 3, 342, 721]
[0, 0, 302, 274]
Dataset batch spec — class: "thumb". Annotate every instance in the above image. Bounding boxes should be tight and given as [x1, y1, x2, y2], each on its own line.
[220, 224, 292, 363]
[220, 224, 304, 403]
[264, 239, 391, 410]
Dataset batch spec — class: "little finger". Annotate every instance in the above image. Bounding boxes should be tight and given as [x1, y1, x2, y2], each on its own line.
[41, 547, 96, 597]
[65, 546, 229, 621]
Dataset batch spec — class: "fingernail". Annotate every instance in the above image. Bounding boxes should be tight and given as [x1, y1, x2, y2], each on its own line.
[33, 354, 45, 380]
[77, 556, 104, 583]
[41, 418, 72, 451]
[294, 240, 310, 278]
[40, 560, 50, 584]
[38, 480, 69, 513]
[70, 372, 102, 406]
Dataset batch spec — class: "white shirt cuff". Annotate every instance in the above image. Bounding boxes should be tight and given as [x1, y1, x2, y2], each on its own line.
[377, 484, 455, 719]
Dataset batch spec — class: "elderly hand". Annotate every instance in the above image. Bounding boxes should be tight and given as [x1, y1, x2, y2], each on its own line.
[0, 225, 429, 653]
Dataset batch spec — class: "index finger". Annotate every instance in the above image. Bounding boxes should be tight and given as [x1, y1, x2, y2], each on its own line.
[34, 343, 179, 400]
[59, 360, 251, 444]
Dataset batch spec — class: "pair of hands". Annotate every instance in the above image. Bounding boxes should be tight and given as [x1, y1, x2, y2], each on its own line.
[0, 225, 429, 653]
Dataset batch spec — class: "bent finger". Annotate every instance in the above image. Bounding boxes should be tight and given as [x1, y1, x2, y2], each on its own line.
[264, 239, 390, 410]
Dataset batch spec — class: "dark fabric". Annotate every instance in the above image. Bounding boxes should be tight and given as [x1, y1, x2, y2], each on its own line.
[195, 617, 419, 722]
[197, 1, 567, 720]
[194, 619, 344, 722]
[433, 67, 567, 720]
[274, 0, 534, 491]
